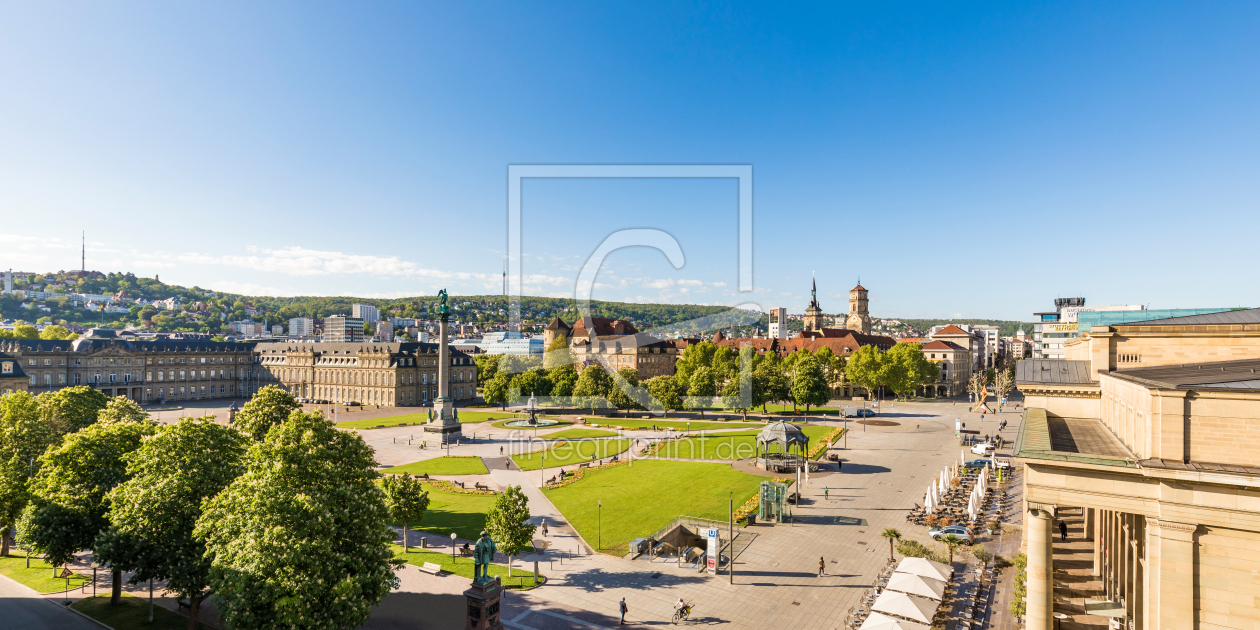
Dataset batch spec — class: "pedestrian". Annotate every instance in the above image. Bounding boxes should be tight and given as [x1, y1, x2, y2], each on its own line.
[953, 400, 956, 406]
[1059, 521, 1068, 541]
[818, 556, 825, 577]
[543, 520, 549, 537]
[500, 446, 504, 455]
[619, 597, 628, 624]
[837, 459, 843, 471]
[824, 487, 829, 500]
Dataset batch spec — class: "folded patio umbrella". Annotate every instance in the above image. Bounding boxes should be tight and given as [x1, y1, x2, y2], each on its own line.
[896, 556, 952, 581]
[871, 589, 939, 625]
[858, 611, 931, 630]
[885, 572, 947, 601]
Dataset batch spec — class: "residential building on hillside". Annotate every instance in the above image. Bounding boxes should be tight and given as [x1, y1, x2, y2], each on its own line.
[1014, 307, 1260, 630]
[289, 317, 314, 337]
[374, 319, 393, 342]
[323, 316, 364, 343]
[256, 341, 478, 406]
[352, 303, 380, 322]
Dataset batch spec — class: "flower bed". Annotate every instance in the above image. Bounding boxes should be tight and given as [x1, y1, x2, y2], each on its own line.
[543, 460, 628, 490]
[427, 479, 497, 496]
[809, 427, 845, 460]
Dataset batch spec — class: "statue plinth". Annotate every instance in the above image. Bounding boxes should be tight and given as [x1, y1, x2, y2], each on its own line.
[464, 576, 503, 630]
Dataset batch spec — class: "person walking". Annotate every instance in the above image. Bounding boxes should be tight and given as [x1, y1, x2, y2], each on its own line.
[1059, 521, 1069, 541]
[824, 487, 829, 500]
[542, 519, 549, 537]
[818, 557, 825, 577]
[837, 459, 843, 471]
[619, 598, 628, 625]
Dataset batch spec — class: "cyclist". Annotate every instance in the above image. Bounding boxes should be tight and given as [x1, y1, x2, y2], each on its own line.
[673, 597, 691, 621]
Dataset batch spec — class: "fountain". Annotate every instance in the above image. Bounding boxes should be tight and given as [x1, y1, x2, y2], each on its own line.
[503, 394, 561, 427]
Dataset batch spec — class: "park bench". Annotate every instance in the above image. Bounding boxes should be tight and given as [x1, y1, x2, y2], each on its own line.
[418, 473, 429, 479]
[546, 476, 557, 485]
[177, 598, 190, 610]
[474, 483, 489, 491]
[459, 547, 473, 557]
[453, 480, 465, 488]
[418, 562, 443, 575]
[578, 462, 590, 469]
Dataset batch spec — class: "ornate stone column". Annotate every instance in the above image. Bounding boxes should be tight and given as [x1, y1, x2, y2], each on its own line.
[1026, 507, 1055, 630]
[423, 297, 462, 444]
[1149, 519, 1196, 629]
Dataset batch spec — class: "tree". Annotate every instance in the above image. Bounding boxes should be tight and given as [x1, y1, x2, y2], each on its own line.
[548, 363, 578, 400]
[994, 367, 1014, 410]
[673, 341, 717, 386]
[940, 533, 964, 565]
[196, 411, 399, 630]
[686, 367, 717, 418]
[380, 473, 430, 553]
[485, 485, 536, 577]
[543, 336, 573, 370]
[233, 385, 300, 440]
[511, 369, 553, 398]
[20, 418, 155, 601]
[473, 354, 500, 384]
[883, 343, 940, 400]
[94, 417, 245, 618]
[95, 397, 149, 425]
[845, 345, 884, 401]
[0, 392, 58, 557]
[967, 371, 987, 405]
[789, 355, 831, 414]
[814, 346, 847, 393]
[880, 528, 901, 562]
[572, 365, 613, 414]
[10, 324, 40, 339]
[644, 375, 683, 418]
[39, 386, 109, 434]
[755, 360, 789, 412]
[606, 368, 642, 417]
[38, 325, 78, 341]
[483, 371, 512, 409]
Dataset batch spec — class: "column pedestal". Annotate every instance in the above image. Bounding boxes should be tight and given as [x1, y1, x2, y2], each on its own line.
[464, 577, 504, 630]
[423, 315, 462, 444]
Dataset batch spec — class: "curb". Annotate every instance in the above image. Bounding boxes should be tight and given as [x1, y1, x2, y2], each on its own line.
[43, 597, 115, 630]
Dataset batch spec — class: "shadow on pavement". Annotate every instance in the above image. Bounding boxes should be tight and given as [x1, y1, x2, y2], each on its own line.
[361, 591, 464, 630]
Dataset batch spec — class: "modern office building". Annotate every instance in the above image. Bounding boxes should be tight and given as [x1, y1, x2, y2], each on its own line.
[768, 307, 789, 339]
[289, 317, 314, 337]
[474, 331, 544, 355]
[351, 303, 380, 323]
[323, 316, 365, 343]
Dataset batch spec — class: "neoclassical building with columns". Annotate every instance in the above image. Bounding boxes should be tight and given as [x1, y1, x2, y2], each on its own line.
[1015, 308, 1260, 630]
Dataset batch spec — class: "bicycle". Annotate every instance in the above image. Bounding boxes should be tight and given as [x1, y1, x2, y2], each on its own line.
[672, 602, 694, 624]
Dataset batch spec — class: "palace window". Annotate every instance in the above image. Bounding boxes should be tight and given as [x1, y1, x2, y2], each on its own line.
[58, 374, 65, 385]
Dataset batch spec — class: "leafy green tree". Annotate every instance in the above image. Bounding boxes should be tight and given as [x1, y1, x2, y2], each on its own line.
[543, 336, 573, 370]
[19, 418, 155, 599]
[814, 346, 847, 391]
[38, 325, 78, 340]
[196, 411, 398, 630]
[511, 369, 553, 398]
[485, 485, 536, 576]
[233, 385, 300, 440]
[673, 341, 717, 386]
[95, 417, 246, 616]
[548, 363, 578, 399]
[96, 397, 149, 425]
[644, 375, 683, 418]
[380, 473, 430, 553]
[882, 343, 939, 400]
[607, 368, 642, 417]
[789, 355, 831, 413]
[483, 371, 512, 409]
[687, 367, 717, 418]
[572, 365, 613, 414]
[845, 345, 884, 401]
[754, 359, 788, 412]
[711, 345, 737, 381]
[39, 386, 109, 434]
[0, 392, 58, 557]
[473, 354, 500, 384]
[10, 324, 39, 339]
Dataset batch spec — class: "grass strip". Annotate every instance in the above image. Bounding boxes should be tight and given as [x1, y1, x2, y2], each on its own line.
[73, 593, 215, 630]
[510, 439, 634, 471]
[382, 456, 488, 476]
[391, 545, 544, 590]
[0, 554, 89, 593]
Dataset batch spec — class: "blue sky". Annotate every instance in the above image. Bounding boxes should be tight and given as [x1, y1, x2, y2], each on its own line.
[2, 2, 1258, 320]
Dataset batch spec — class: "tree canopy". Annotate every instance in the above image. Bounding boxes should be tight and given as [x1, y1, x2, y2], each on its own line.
[485, 485, 536, 575]
[380, 473, 430, 553]
[233, 385, 300, 440]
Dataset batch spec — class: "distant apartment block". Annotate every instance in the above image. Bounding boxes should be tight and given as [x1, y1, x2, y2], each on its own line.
[768, 307, 788, 339]
[323, 316, 364, 342]
[352, 304, 380, 322]
[375, 319, 393, 342]
[289, 317, 314, 337]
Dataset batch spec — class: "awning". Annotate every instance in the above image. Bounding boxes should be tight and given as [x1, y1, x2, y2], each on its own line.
[871, 590, 938, 625]
[885, 572, 946, 601]
[895, 556, 952, 582]
[858, 611, 931, 630]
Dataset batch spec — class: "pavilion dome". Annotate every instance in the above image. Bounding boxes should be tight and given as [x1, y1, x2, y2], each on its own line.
[757, 420, 809, 446]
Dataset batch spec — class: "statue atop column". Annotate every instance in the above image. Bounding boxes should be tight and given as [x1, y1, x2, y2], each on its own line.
[423, 288, 462, 444]
[473, 531, 497, 584]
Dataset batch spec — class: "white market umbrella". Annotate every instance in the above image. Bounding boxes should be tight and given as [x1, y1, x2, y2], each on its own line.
[896, 556, 953, 581]
[885, 572, 947, 601]
[871, 590, 938, 625]
[961, 450, 966, 467]
[858, 611, 931, 630]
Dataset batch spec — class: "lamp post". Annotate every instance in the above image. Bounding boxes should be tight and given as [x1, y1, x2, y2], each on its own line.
[598, 499, 602, 551]
[451, 533, 457, 562]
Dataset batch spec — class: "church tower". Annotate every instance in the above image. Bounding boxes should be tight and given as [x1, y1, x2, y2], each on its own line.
[846, 281, 872, 335]
[802, 277, 826, 332]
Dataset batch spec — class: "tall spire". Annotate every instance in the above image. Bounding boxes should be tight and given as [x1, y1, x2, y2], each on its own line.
[811, 275, 816, 301]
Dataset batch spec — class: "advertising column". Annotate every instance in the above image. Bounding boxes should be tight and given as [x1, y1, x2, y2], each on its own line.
[706, 528, 719, 575]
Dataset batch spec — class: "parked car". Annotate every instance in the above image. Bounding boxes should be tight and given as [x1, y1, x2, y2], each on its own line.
[928, 525, 974, 544]
[971, 443, 995, 456]
[964, 459, 990, 469]
[992, 457, 1011, 469]
[842, 408, 877, 418]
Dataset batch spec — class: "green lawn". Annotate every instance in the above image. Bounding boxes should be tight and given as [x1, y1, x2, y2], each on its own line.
[544, 460, 763, 554]
[650, 425, 835, 460]
[579, 419, 763, 431]
[760, 403, 841, 415]
[542, 428, 619, 440]
[382, 456, 488, 476]
[511, 439, 634, 471]
[73, 593, 215, 630]
[391, 545, 543, 590]
[337, 409, 522, 429]
[0, 554, 89, 593]
[405, 483, 498, 541]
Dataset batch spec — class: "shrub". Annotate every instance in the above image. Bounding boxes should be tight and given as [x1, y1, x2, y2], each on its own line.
[924, 514, 939, 528]
[1010, 552, 1028, 620]
[895, 539, 946, 564]
[971, 545, 993, 564]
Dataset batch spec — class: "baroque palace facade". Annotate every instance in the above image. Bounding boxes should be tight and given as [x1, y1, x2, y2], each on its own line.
[0, 329, 477, 407]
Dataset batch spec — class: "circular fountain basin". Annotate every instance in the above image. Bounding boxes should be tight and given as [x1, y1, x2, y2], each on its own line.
[503, 418, 562, 427]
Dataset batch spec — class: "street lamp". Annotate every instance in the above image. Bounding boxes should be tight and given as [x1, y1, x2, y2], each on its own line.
[451, 532, 457, 562]
[598, 499, 602, 551]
